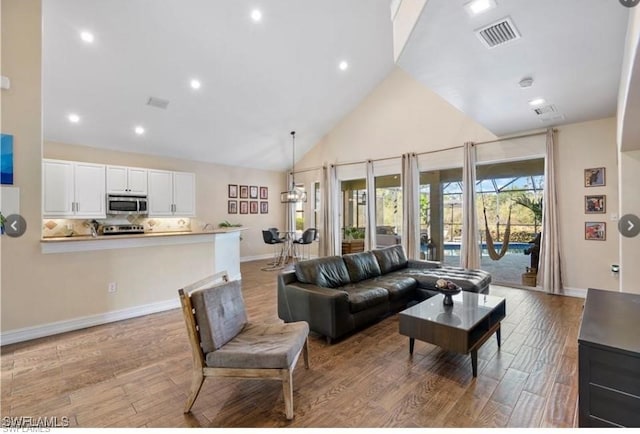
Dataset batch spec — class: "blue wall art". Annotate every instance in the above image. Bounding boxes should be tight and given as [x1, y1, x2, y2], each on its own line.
[1, 134, 14, 185]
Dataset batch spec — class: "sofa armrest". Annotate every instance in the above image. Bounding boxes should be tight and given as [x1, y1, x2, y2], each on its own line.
[277, 271, 353, 339]
[407, 259, 441, 270]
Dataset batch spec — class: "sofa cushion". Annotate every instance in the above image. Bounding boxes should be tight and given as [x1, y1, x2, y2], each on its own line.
[399, 266, 491, 293]
[343, 251, 382, 283]
[372, 245, 408, 274]
[369, 275, 417, 301]
[295, 256, 351, 288]
[342, 283, 389, 313]
[205, 321, 309, 369]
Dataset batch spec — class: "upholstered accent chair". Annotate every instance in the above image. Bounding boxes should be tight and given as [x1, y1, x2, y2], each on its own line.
[179, 271, 309, 419]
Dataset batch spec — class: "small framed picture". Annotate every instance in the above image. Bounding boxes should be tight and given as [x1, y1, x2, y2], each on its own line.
[250, 201, 259, 214]
[228, 184, 238, 198]
[585, 222, 606, 241]
[250, 185, 258, 199]
[228, 200, 237, 214]
[260, 186, 268, 200]
[585, 195, 606, 214]
[585, 167, 605, 187]
[239, 201, 248, 214]
[260, 201, 268, 214]
[239, 185, 249, 199]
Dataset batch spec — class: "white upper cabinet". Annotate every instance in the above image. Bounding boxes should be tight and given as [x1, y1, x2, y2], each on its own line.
[106, 165, 147, 194]
[173, 172, 196, 216]
[43, 159, 106, 218]
[148, 169, 195, 217]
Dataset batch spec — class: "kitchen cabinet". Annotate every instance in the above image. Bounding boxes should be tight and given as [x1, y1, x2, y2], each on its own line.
[106, 165, 147, 194]
[148, 170, 195, 217]
[43, 159, 106, 218]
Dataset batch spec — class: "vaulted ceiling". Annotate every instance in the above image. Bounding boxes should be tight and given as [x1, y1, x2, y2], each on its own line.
[42, 0, 632, 171]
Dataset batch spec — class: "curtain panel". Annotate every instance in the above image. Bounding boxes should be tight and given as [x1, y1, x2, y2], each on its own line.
[365, 160, 377, 251]
[401, 153, 420, 259]
[538, 128, 563, 293]
[461, 142, 481, 269]
[320, 164, 340, 257]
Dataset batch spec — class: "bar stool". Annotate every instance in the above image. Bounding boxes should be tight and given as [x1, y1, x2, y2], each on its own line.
[261, 230, 284, 270]
[293, 228, 316, 261]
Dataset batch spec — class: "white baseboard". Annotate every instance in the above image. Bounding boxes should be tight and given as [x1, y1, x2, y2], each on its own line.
[240, 253, 274, 263]
[561, 287, 587, 298]
[0, 298, 180, 346]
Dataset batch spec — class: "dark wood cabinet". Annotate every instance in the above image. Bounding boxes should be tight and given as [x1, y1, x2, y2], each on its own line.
[578, 288, 640, 427]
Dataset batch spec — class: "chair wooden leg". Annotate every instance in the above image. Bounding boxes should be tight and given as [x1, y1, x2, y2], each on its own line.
[303, 338, 310, 369]
[282, 369, 294, 420]
[183, 371, 205, 413]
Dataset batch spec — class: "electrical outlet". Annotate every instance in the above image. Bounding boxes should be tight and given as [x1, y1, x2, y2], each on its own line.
[108, 282, 117, 293]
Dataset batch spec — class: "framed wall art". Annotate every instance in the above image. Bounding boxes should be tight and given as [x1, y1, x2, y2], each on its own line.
[228, 200, 237, 214]
[250, 201, 258, 214]
[239, 185, 249, 199]
[1, 134, 14, 185]
[228, 184, 238, 198]
[250, 185, 258, 199]
[260, 201, 268, 214]
[585, 222, 606, 241]
[239, 200, 248, 214]
[260, 186, 268, 200]
[585, 195, 606, 214]
[585, 167, 605, 187]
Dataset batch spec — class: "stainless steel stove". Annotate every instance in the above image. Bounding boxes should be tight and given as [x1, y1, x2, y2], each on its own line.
[102, 224, 145, 235]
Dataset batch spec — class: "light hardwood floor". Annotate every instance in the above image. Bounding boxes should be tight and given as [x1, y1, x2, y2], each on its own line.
[0, 260, 584, 428]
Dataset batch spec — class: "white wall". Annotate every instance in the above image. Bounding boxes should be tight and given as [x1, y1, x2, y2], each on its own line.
[555, 118, 620, 292]
[619, 150, 640, 294]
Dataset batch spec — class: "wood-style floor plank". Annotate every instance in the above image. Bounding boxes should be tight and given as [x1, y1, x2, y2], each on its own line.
[0, 260, 584, 428]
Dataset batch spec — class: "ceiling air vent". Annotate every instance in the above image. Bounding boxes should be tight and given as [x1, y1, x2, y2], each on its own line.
[146, 97, 170, 109]
[475, 17, 521, 48]
[533, 104, 557, 116]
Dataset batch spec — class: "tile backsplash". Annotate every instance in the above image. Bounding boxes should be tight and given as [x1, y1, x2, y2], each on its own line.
[42, 216, 191, 238]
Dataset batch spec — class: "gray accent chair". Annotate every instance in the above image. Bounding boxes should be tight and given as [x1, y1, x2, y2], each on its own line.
[179, 271, 309, 420]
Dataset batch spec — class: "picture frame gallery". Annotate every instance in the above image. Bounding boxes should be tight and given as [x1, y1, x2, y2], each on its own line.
[229, 185, 268, 214]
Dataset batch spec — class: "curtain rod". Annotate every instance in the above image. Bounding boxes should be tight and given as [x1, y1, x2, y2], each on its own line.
[293, 128, 557, 174]
[474, 128, 556, 146]
[292, 155, 401, 175]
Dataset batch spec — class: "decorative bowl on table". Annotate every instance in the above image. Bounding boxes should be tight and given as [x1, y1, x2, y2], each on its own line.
[435, 279, 461, 305]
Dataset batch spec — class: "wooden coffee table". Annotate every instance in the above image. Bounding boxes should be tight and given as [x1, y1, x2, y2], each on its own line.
[399, 292, 506, 377]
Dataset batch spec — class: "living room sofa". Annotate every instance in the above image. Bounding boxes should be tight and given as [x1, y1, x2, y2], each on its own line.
[277, 245, 491, 343]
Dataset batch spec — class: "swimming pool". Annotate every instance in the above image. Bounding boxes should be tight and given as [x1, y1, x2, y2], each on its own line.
[421, 242, 532, 255]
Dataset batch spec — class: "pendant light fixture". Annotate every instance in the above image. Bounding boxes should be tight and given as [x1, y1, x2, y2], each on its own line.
[280, 131, 307, 203]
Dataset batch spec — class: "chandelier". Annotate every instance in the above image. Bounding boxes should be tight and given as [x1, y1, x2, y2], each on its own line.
[280, 131, 307, 203]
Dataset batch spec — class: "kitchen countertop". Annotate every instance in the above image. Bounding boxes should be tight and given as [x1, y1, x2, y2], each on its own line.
[41, 227, 246, 243]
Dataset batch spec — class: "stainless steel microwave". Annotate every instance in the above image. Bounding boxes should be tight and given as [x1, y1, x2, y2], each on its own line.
[106, 194, 148, 216]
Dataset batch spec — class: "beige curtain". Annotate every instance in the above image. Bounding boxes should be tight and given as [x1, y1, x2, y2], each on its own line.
[538, 128, 563, 293]
[402, 153, 420, 259]
[320, 164, 340, 257]
[365, 160, 377, 251]
[461, 142, 480, 269]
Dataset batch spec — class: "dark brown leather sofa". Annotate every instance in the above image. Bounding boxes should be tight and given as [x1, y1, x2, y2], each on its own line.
[277, 245, 491, 343]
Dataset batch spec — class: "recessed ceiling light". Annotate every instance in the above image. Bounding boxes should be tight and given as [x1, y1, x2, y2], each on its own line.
[339, 61, 349, 71]
[529, 98, 546, 106]
[134, 126, 145, 135]
[464, 0, 497, 16]
[68, 113, 80, 123]
[519, 77, 534, 88]
[79, 31, 94, 43]
[190, 79, 201, 90]
[251, 9, 262, 22]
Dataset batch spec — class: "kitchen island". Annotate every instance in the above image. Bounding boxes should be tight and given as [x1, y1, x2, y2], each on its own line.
[41, 228, 246, 280]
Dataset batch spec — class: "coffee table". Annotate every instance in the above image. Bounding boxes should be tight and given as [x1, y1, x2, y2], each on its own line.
[399, 292, 506, 377]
